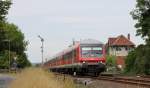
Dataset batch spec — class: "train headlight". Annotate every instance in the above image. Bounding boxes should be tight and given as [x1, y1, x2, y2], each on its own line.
[83, 61, 86, 64]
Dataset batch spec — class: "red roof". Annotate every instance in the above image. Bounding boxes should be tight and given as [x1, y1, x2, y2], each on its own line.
[108, 38, 117, 45]
[108, 35, 135, 46]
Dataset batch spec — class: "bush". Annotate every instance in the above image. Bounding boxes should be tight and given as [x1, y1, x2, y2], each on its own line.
[106, 55, 116, 66]
[106, 55, 117, 72]
[124, 50, 136, 74]
[125, 44, 150, 75]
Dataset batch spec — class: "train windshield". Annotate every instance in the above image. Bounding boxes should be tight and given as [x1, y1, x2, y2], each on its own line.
[81, 47, 102, 58]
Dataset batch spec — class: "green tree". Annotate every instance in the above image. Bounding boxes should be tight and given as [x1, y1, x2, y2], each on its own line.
[0, 0, 11, 22]
[126, 0, 150, 74]
[0, 50, 9, 69]
[125, 45, 146, 74]
[0, 0, 11, 51]
[3, 23, 28, 54]
[16, 53, 31, 68]
[0, 22, 31, 68]
[0, 0, 31, 68]
[131, 0, 150, 41]
[125, 50, 136, 73]
[0, 22, 7, 51]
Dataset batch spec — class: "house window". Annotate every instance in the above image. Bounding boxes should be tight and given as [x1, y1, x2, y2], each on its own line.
[125, 47, 128, 51]
[125, 47, 131, 51]
[116, 47, 121, 51]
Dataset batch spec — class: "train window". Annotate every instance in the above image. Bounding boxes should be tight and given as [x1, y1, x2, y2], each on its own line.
[64, 52, 70, 60]
[81, 47, 102, 58]
[82, 47, 91, 51]
[64, 54, 68, 60]
[69, 51, 73, 59]
[93, 47, 102, 50]
[62, 49, 76, 61]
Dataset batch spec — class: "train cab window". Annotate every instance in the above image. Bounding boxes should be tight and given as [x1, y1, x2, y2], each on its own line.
[81, 47, 102, 58]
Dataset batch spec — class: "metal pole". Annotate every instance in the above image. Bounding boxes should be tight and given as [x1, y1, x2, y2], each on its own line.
[41, 39, 44, 66]
[38, 35, 44, 66]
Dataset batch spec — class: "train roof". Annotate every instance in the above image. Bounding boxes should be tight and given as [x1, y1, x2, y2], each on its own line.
[48, 43, 79, 60]
[80, 39, 103, 45]
[46, 39, 103, 61]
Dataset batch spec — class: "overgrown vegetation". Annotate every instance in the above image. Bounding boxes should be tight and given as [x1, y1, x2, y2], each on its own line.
[9, 68, 76, 88]
[125, 45, 146, 74]
[106, 55, 117, 72]
[0, 0, 31, 68]
[125, 0, 150, 75]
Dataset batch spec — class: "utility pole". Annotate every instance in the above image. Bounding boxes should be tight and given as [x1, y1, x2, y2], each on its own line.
[38, 35, 44, 66]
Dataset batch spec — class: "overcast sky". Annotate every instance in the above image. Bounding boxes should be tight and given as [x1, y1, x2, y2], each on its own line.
[7, 0, 144, 63]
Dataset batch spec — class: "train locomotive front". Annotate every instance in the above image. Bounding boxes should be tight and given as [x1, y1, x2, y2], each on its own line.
[76, 39, 106, 76]
[44, 39, 106, 76]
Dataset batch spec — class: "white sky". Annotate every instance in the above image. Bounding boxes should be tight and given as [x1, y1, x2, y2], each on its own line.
[7, 0, 144, 63]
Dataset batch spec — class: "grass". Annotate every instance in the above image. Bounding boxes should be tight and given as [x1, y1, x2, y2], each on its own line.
[9, 68, 76, 88]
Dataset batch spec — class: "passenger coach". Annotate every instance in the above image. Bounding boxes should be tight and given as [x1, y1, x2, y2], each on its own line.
[44, 39, 106, 76]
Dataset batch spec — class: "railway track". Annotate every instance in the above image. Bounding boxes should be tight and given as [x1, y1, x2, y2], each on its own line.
[97, 76, 150, 87]
[74, 74, 150, 87]
[54, 72, 150, 87]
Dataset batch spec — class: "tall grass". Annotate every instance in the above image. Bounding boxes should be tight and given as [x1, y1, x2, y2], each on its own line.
[9, 68, 76, 88]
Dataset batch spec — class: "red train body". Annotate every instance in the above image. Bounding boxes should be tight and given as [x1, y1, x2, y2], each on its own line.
[44, 39, 106, 76]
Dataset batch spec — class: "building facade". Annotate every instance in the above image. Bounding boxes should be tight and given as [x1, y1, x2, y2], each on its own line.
[106, 34, 135, 68]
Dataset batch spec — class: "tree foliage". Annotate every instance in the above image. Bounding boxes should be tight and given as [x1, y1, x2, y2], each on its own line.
[131, 0, 150, 41]
[0, 0, 11, 22]
[0, 50, 10, 68]
[3, 23, 28, 54]
[0, 0, 31, 68]
[0, 22, 31, 68]
[0, 0, 11, 51]
[125, 45, 147, 74]
[125, 0, 150, 75]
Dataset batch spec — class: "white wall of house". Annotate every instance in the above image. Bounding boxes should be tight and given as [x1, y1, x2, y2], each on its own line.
[109, 46, 133, 56]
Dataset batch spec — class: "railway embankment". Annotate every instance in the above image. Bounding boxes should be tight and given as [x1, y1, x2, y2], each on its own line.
[1, 68, 149, 88]
[8, 68, 77, 88]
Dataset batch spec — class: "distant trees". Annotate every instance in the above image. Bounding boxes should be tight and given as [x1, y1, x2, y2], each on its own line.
[125, 0, 150, 75]
[0, 0, 31, 69]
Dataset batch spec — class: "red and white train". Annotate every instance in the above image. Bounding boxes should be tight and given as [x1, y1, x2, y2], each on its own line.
[44, 39, 106, 76]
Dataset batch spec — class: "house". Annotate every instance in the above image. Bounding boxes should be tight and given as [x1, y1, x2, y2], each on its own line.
[106, 34, 135, 68]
